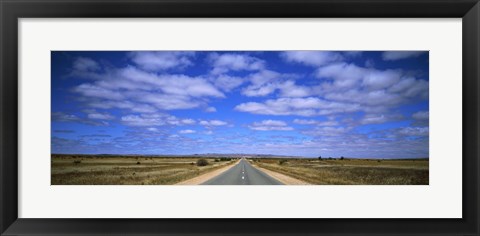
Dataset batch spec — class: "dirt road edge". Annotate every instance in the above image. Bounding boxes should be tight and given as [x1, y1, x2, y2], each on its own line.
[175, 160, 240, 185]
[252, 164, 311, 185]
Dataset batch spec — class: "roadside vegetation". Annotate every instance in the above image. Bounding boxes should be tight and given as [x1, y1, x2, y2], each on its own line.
[51, 154, 236, 185]
[250, 158, 428, 185]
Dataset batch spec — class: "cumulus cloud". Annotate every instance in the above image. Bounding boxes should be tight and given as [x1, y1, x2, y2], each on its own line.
[313, 63, 428, 110]
[205, 107, 217, 112]
[241, 71, 305, 97]
[293, 119, 339, 126]
[129, 51, 195, 71]
[242, 83, 278, 97]
[210, 75, 244, 92]
[147, 127, 159, 132]
[412, 111, 429, 120]
[52, 112, 109, 126]
[71, 65, 224, 113]
[382, 51, 425, 61]
[248, 120, 293, 131]
[411, 111, 429, 126]
[179, 129, 196, 134]
[359, 113, 403, 125]
[87, 111, 114, 120]
[280, 51, 344, 66]
[199, 119, 228, 126]
[235, 97, 361, 116]
[73, 57, 100, 72]
[316, 62, 403, 91]
[398, 127, 429, 136]
[209, 53, 265, 75]
[120, 114, 195, 127]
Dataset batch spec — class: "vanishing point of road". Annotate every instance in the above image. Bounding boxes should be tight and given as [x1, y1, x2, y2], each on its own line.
[202, 158, 283, 185]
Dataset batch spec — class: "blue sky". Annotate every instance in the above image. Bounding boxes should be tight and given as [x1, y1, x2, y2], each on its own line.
[51, 51, 429, 158]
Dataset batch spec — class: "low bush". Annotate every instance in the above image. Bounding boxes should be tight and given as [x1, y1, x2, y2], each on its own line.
[196, 159, 209, 166]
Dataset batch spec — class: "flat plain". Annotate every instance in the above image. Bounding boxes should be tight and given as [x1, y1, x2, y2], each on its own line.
[249, 158, 428, 185]
[52, 154, 428, 185]
[51, 154, 235, 185]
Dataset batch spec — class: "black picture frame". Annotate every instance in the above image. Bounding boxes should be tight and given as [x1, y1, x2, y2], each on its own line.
[1, 0, 479, 235]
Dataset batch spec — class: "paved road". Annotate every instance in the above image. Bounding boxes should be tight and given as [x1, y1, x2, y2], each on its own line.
[202, 159, 283, 185]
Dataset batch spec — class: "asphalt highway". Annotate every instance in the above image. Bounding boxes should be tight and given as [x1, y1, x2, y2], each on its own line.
[202, 159, 283, 185]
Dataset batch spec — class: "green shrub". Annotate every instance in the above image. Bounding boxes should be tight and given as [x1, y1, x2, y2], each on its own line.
[196, 159, 209, 166]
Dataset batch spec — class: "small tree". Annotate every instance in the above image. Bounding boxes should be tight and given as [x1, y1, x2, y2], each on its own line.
[340, 156, 344, 160]
[318, 156, 322, 160]
[196, 159, 209, 166]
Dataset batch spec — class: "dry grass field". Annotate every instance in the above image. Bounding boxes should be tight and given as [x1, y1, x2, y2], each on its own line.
[51, 155, 236, 185]
[249, 158, 428, 185]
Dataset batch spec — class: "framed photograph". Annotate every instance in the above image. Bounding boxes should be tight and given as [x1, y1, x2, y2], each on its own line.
[1, 0, 479, 235]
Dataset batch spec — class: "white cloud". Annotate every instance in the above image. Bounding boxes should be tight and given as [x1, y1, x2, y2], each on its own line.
[129, 51, 195, 71]
[248, 120, 293, 131]
[180, 119, 196, 125]
[205, 107, 217, 113]
[179, 129, 196, 134]
[209, 53, 264, 75]
[382, 51, 425, 61]
[316, 62, 402, 91]
[204, 130, 213, 135]
[199, 119, 228, 126]
[73, 57, 100, 72]
[398, 127, 429, 136]
[211, 75, 244, 92]
[147, 127, 159, 132]
[412, 111, 429, 120]
[293, 119, 318, 125]
[72, 65, 225, 112]
[242, 83, 277, 97]
[120, 114, 195, 127]
[241, 72, 305, 97]
[293, 119, 339, 126]
[277, 80, 312, 97]
[119, 66, 224, 98]
[121, 114, 165, 127]
[280, 51, 344, 66]
[235, 97, 361, 117]
[359, 113, 403, 125]
[52, 112, 108, 126]
[313, 63, 428, 110]
[73, 84, 125, 100]
[87, 112, 114, 120]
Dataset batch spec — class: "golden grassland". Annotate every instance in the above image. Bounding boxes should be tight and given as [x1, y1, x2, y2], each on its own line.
[51, 155, 236, 185]
[249, 158, 429, 185]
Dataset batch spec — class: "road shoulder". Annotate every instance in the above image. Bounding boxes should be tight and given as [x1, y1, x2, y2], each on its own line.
[252, 164, 311, 185]
[175, 160, 240, 185]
